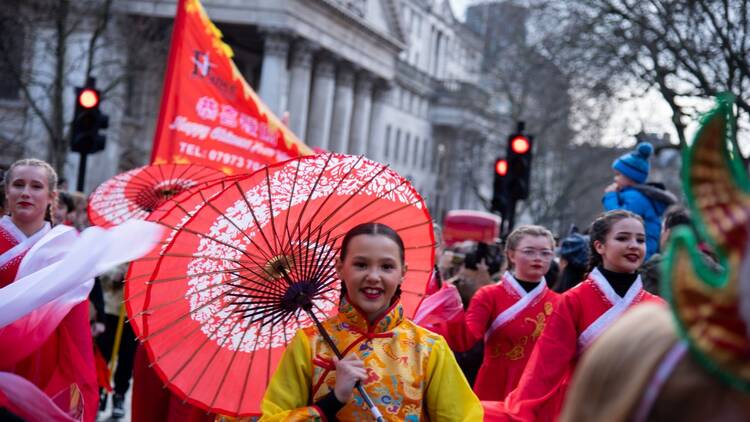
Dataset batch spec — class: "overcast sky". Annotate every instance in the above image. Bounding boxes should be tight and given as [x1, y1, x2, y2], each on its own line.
[445, 0, 695, 149]
[448, 0, 471, 19]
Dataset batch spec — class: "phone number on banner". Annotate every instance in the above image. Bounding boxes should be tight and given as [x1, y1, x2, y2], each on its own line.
[179, 141, 265, 171]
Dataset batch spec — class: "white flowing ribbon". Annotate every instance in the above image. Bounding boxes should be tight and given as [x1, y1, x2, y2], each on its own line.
[0, 371, 81, 421]
[0, 220, 163, 328]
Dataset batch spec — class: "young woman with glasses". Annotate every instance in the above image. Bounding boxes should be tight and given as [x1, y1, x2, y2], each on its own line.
[430, 225, 560, 401]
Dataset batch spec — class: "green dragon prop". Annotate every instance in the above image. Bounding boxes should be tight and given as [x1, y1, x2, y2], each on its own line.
[664, 92, 750, 392]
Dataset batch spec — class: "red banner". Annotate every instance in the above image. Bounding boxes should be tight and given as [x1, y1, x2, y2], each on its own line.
[150, 0, 312, 174]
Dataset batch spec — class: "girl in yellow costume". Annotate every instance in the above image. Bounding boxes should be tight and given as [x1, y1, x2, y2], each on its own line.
[259, 223, 483, 421]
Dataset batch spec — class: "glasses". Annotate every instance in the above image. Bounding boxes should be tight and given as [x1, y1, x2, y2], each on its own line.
[515, 248, 555, 260]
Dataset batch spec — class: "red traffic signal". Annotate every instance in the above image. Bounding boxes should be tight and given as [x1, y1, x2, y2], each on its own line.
[510, 135, 530, 154]
[505, 125, 534, 201]
[495, 158, 508, 176]
[78, 88, 99, 109]
[71, 80, 108, 155]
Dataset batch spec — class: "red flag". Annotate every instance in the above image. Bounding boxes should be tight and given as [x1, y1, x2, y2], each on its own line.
[150, 0, 312, 174]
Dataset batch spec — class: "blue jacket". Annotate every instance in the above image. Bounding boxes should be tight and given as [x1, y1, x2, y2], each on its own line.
[602, 185, 677, 260]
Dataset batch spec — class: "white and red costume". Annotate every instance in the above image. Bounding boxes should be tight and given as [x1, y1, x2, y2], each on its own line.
[0, 216, 161, 422]
[432, 272, 560, 400]
[483, 268, 663, 421]
[0, 216, 97, 421]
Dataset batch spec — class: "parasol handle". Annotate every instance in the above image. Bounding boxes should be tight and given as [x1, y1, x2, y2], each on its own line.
[109, 303, 127, 376]
[308, 311, 385, 422]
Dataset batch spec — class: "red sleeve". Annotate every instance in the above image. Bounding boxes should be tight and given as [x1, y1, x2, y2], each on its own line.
[433, 285, 496, 352]
[497, 293, 580, 422]
[57, 302, 98, 422]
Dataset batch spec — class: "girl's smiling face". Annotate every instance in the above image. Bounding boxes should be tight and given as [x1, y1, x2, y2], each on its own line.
[336, 234, 406, 323]
[594, 217, 646, 273]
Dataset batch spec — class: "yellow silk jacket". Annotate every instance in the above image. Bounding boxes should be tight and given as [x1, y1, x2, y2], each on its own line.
[259, 297, 483, 421]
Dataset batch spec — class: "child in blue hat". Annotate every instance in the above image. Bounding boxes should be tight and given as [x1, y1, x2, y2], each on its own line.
[602, 142, 677, 260]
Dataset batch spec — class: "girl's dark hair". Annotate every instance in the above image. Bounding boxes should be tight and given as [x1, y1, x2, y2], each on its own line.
[464, 242, 503, 275]
[588, 210, 644, 271]
[554, 265, 588, 293]
[340, 222, 405, 264]
[339, 222, 405, 302]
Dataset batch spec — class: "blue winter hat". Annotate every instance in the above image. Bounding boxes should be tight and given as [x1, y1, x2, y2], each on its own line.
[559, 233, 589, 269]
[612, 142, 653, 184]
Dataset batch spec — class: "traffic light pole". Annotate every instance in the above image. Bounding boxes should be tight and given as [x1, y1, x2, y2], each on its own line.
[71, 76, 109, 192]
[76, 153, 87, 192]
[501, 197, 516, 239]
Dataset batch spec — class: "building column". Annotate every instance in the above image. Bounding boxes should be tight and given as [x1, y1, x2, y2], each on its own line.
[348, 72, 374, 155]
[258, 32, 290, 116]
[328, 64, 355, 153]
[366, 83, 392, 162]
[287, 40, 315, 140]
[305, 54, 336, 150]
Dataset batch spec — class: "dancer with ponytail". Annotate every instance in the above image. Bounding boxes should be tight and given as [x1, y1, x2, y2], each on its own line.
[0, 159, 98, 421]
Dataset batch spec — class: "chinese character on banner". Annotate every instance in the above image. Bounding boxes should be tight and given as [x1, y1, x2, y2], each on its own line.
[150, 0, 312, 174]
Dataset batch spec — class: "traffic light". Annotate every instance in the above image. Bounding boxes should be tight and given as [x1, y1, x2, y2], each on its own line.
[70, 78, 109, 154]
[505, 130, 533, 201]
[492, 157, 509, 214]
[495, 158, 508, 176]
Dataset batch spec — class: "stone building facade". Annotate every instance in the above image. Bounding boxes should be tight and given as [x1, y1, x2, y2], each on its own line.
[1, 0, 500, 219]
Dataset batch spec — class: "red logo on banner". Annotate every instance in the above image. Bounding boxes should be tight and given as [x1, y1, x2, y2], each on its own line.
[150, 0, 312, 174]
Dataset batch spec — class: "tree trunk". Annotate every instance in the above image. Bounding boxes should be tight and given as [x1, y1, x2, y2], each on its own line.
[50, 0, 69, 175]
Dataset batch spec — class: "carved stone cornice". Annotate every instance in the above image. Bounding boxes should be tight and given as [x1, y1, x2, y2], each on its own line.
[290, 40, 316, 69]
[336, 63, 355, 87]
[354, 71, 374, 95]
[372, 79, 394, 104]
[315, 54, 336, 78]
[263, 31, 290, 57]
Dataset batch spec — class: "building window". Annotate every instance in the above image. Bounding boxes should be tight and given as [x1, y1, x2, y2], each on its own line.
[423, 138, 430, 170]
[404, 133, 411, 164]
[413, 137, 420, 167]
[432, 142, 439, 172]
[384, 125, 392, 158]
[394, 129, 401, 162]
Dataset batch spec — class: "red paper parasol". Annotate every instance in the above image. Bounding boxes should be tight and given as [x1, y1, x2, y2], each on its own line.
[125, 175, 244, 339]
[88, 163, 226, 228]
[136, 153, 434, 416]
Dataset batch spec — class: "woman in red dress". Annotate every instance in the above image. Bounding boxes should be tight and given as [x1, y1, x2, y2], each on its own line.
[431, 225, 560, 400]
[0, 158, 97, 421]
